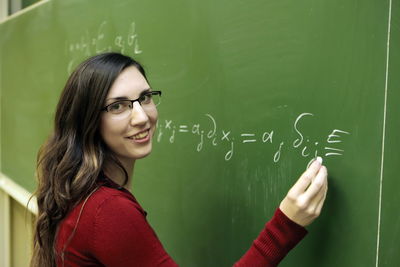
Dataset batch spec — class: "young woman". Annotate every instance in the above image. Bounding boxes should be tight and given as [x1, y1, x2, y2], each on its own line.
[31, 52, 328, 267]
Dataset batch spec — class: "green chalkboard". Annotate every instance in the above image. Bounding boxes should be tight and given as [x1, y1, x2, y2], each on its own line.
[0, 0, 398, 266]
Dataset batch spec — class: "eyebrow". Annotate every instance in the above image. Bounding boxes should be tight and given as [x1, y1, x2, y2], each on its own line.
[106, 88, 151, 102]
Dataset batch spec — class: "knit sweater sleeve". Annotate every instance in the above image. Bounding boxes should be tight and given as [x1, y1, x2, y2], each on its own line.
[92, 194, 306, 267]
[234, 208, 308, 267]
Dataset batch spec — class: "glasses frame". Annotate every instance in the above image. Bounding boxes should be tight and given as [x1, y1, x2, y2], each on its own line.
[101, 90, 162, 112]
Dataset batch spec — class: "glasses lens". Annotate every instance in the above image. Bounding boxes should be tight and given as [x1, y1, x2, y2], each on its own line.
[107, 100, 131, 114]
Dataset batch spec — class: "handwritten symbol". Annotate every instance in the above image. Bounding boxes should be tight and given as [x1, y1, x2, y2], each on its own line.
[197, 130, 204, 152]
[293, 113, 313, 148]
[262, 131, 274, 143]
[324, 147, 345, 157]
[241, 134, 257, 143]
[327, 129, 350, 143]
[221, 130, 231, 142]
[205, 114, 217, 138]
[192, 124, 200, 135]
[165, 120, 172, 130]
[179, 125, 189, 133]
[225, 141, 234, 161]
[169, 126, 176, 143]
[274, 142, 284, 163]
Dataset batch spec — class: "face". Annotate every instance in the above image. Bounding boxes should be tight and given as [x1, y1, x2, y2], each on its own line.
[100, 66, 158, 165]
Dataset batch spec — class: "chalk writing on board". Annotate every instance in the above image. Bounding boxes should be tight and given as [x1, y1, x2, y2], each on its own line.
[156, 112, 350, 163]
[66, 21, 142, 73]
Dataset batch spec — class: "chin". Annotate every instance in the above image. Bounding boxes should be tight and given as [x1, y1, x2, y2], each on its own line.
[131, 144, 153, 159]
[134, 151, 152, 159]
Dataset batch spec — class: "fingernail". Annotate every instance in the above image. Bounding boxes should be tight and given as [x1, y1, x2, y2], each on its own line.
[306, 156, 323, 169]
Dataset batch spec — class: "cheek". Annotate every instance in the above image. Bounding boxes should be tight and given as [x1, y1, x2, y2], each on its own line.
[149, 109, 158, 125]
[99, 120, 109, 144]
[99, 118, 118, 145]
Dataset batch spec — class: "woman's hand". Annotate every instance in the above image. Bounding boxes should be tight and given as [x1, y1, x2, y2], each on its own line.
[279, 157, 328, 227]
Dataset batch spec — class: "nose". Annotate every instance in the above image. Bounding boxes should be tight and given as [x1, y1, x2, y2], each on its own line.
[129, 101, 149, 126]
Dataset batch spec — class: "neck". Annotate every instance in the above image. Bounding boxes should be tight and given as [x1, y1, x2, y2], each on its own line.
[103, 158, 135, 191]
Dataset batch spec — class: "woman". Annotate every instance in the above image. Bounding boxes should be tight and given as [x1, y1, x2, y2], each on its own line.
[31, 52, 328, 267]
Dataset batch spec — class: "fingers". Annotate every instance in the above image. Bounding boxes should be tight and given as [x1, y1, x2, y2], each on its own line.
[301, 165, 327, 201]
[314, 177, 328, 214]
[304, 166, 328, 218]
[280, 159, 328, 227]
[289, 158, 322, 197]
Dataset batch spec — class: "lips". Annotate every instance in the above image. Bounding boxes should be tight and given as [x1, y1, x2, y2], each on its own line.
[127, 129, 150, 140]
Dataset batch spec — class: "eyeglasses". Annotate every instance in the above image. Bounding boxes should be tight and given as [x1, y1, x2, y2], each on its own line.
[101, 91, 162, 117]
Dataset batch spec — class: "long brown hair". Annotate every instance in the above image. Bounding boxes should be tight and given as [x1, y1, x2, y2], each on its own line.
[30, 53, 147, 267]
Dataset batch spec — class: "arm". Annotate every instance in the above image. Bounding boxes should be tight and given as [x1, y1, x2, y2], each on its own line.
[92, 158, 327, 267]
[234, 157, 328, 266]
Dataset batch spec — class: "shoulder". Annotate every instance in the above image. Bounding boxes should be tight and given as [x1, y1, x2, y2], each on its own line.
[88, 186, 146, 218]
[87, 189, 175, 266]
[88, 186, 150, 247]
[90, 187, 156, 252]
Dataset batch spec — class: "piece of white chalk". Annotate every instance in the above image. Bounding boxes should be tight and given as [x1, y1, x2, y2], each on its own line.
[316, 156, 323, 164]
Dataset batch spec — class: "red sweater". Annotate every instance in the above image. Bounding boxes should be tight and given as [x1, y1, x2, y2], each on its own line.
[55, 178, 307, 266]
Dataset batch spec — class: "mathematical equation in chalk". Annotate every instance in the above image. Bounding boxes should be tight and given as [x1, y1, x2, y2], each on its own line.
[66, 20, 142, 73]
[156, 112, 350, 163]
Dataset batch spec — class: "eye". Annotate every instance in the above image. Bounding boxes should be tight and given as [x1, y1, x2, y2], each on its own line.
[107, 101, 131, 113]
[139, 93, 153, 104]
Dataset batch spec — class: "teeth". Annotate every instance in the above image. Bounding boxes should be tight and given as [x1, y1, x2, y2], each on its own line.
[132, 130, 149, 140]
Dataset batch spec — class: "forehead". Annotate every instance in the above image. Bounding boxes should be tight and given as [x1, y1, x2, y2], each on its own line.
[106, 66, 149, 98]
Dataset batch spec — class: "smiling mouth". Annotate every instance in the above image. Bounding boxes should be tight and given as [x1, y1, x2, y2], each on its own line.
[128, 130, 150, 140]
